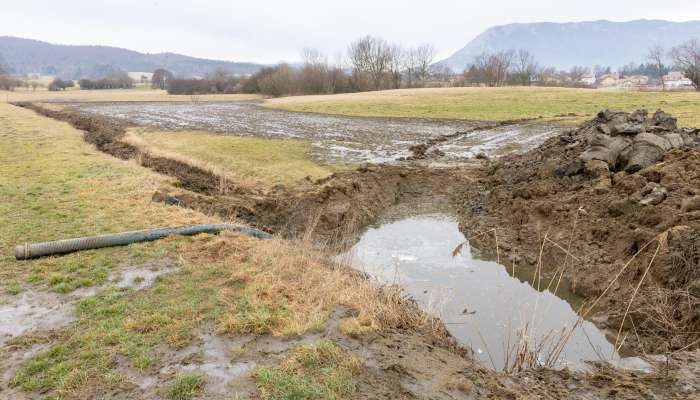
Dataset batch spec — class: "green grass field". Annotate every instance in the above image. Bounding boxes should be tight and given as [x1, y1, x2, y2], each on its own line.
[0, 103, 379, 398]
[126, 128, 341, 187]
[264, 86, 700, 127]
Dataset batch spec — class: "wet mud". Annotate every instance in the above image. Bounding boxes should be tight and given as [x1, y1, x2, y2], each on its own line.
[74, 101, 560, 164]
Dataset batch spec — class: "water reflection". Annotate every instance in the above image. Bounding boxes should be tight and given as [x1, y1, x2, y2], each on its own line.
[341, 214, 622, 370]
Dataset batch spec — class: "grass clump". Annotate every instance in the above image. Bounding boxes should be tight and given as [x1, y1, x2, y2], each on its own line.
[4, 281, 23, 295]
[338, 318, 373, 338]
[255, 341, 361, 400]
[167, 373, 206, 400]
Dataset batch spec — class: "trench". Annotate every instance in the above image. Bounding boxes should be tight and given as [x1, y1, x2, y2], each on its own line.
[339, 207, 647, 371]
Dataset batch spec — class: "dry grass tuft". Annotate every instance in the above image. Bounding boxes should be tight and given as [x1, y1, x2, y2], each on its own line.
[184, 232, 457, 346]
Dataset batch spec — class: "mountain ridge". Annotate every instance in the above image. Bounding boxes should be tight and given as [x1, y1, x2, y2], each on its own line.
[439, 19, 700, 71]
[0, 36, 263, 79]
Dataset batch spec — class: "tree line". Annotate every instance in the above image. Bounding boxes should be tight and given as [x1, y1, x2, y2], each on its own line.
[77, 71, 133, 90]
[462, 39, 700, 89]
[2, 36, 699, 94]
[167, 36, 441, 96]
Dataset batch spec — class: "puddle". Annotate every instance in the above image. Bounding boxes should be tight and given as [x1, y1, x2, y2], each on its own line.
[0, 291, 74, 347]
[75, 102, 560, 164]
[115, 265, 177, 290]
[0, 265, 176, 346]
[341, 214, 639, 371]
[160, 328, 259, 397]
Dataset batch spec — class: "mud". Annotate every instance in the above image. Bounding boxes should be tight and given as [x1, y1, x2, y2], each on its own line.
[33, 306, 700, 400]
[453, 109, 700, 355]
[74, 101, 560, 164]
[0, 262, 177, 347]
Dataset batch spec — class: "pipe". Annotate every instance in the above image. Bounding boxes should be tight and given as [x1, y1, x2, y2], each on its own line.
[14, 223, 272, 260]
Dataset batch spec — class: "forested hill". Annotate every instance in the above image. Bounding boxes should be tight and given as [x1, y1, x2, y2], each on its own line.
[0, 36, 262, 78]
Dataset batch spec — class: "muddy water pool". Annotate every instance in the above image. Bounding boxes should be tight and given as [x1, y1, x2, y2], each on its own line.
[75, 102, 560, 164]
[341, 214, 633, 371]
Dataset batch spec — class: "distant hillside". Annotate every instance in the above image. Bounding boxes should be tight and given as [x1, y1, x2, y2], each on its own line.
[0, 36, 263, 79]
[439, 20, 700, 71]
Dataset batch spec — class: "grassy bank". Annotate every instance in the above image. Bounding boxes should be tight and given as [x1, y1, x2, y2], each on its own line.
[0, 102, 451, 399]
[0, 102, 211, 290]
[264, 87, 700, 127]
[125, 128, 341, 187]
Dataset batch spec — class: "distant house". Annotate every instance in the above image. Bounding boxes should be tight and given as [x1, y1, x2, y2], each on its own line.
[627, 75, 649, 86]
[128, 71, 153, 84]
[663, 71, 694, 89]
[596, 73, 650, 88]
[597, 73, 620, 87]
[615, 75, 650, 88]
[580, 74, 596, 86]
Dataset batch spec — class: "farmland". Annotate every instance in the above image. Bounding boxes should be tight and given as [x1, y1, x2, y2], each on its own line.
[265, 86, 700, 127]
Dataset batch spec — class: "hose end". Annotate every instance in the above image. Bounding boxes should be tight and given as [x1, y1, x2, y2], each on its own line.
[15, 244, 28, 260]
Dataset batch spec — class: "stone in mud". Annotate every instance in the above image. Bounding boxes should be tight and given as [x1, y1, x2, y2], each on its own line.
[555, 159, 584, 177]
[581, 134, 630, 166]
[409, 143, 429, 159]
[639, 186, 667, 206]
[652, 109, 678, 131]
[585, 160, 612, 194]
[620, 139, 667, 173]
[584, 160, 610, 179]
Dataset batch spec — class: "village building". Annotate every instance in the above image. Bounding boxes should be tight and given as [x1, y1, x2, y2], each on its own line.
[663, 71, 694, 89]
[580, 74, 596, 86]
[597, 73, 620, 87]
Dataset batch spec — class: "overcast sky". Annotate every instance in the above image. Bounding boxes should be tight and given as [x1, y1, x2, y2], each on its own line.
[3, 1, 699, 64]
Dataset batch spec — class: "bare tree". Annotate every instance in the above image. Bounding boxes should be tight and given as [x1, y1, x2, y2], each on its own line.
[470, 50, 514, 86]
[387, 45, 405, 89]
[647, 44, 666, 79]
[512, 50, 539, 86]
[298, 48, 332, 94]
[30, 81, 40, 91]
[569, 66, 589, 83]
[152, 68, 174, 90]
[348, 35, 392, 90]
[412, 44, 437, 83]
[428, 64, 454, 86]
[669, 39, 700, 90]
[258, 63, 296, 97]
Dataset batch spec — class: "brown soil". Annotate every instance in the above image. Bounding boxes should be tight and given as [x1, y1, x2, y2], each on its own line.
[453, 110, 700, 354]
[14, 102, 700, 398]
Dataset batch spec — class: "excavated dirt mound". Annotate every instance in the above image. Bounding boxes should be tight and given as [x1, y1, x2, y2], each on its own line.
[455, 109, 700, 353]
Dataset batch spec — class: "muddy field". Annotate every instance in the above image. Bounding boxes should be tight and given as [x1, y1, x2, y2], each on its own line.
[6, 102, 700, 399]
[74, 101, 561, 164]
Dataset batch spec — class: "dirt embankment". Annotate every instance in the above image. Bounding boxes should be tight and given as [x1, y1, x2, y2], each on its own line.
[455, 109, 700, 353]
[16, 102, 470, 245]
